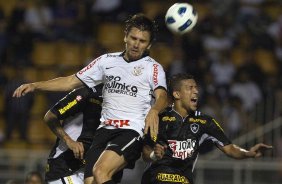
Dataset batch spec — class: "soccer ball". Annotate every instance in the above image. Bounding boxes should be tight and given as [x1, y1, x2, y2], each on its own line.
[165, 3, 198, 35]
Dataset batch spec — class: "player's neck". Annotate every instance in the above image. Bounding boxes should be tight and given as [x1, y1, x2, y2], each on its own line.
[173, 103, 189, 118]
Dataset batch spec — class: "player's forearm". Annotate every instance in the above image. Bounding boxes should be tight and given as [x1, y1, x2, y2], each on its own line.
[151, 90, 167, 113]
[44, 111, 72, 144]
[222, 144, 252, 159]
[33, 75, 81, 92]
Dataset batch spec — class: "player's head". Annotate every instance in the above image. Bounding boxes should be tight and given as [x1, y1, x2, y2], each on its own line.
[168, 73, 198, 111]
[124, 14, 157, 61]
[25, 171, 43, 184]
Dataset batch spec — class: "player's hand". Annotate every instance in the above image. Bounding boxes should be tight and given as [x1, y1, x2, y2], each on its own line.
[66, 139, 84, 160]
[154, 143, 167, 160]
[12, 83, 35, 98]
[248, 143, 273, 158]
[145, 109, 159, 141]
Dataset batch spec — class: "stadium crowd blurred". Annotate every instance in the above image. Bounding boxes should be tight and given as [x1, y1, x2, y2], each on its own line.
[0, 0, 281, 156]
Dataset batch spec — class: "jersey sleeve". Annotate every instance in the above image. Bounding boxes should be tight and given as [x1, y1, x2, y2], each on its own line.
[50, 87, 95, 120]
[149, 62, 167, 91]
[204, 117, 232, 147]
[76, 55, 105, 88]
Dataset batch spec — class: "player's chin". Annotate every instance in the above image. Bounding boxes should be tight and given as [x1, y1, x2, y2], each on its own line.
[129, 52, 142, 60]
[190, 105, 197, 111]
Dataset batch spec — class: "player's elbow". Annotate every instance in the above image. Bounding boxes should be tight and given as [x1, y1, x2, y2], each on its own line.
[44, 111, 59, 125]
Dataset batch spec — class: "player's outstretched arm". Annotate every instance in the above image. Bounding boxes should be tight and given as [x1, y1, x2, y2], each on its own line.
[44, 111, 84, 159]
[13, 75, 82, 97]
[219, 143, 273, 159]
[145, 88, 167, 140]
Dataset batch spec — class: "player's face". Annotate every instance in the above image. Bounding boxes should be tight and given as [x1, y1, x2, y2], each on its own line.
[124, 27, 151, 61]
[177, 79, 199, 111]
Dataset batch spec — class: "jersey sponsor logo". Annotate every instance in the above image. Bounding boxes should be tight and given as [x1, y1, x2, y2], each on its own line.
[104, 119, 130, 128]
[168, 139, 196, 160]
[189, 118, 206, 124]
[66, 176, 74, 184]
[105, 75, 138, 97]
[190, 123, 199, 133]
[156, 173, 189, 183]
[132, 65, 144, 76]
[153, 64, 159, 86]
[58, 99, 78, 114]
[78, 57, 101, 74]
[162, 116, 176, 122]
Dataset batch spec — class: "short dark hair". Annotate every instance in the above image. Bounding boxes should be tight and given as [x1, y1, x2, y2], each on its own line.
[125, 13, 158, 42]
[168, 73, 195, 99]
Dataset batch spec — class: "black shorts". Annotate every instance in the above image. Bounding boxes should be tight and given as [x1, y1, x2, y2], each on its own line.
[141, 165, 193, 184]
[45, 149, 84, 181]
[84, 128, 142, 180]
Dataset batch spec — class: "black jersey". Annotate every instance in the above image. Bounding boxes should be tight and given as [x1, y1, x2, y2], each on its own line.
[45, 85, 102, 181]
[143, 106, 231, 183]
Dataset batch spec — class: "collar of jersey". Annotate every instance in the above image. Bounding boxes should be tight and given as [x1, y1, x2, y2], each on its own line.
[120, 50, 149, 63]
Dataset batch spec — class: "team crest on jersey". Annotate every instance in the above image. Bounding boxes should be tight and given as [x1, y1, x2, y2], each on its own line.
[132, 65, 144, 76]
[190, 123, 199, 133]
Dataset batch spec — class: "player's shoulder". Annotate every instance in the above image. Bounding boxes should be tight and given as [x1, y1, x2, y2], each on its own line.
[142, 56, 161, 65]
[189, 110, 213, 123]
[159, 106, 174, 118]
[104, 52, 123, 58]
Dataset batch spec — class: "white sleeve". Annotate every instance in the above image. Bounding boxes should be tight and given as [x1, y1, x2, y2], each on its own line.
[76, 55, 105, 88]
[149, 62, 167, 91]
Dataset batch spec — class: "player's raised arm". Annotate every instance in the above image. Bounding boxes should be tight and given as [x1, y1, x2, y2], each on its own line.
[12, 74, 83, 98]
[219, 143, 273, 159]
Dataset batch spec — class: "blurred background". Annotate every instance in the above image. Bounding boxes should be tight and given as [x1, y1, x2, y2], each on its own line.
[0, 0, 281, 183]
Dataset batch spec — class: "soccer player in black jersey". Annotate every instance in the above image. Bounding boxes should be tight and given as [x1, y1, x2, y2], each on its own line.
[142, 73, 273, 184]
[43, 85, 122, 183]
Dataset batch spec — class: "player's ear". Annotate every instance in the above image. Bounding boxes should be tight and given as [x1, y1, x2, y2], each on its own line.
[173, 91, 180, 99]
[147, 44, 152, 49]
[124, 36, 127, 43]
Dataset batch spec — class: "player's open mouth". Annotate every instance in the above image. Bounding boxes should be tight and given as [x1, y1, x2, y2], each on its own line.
[191, 98, 197, 104]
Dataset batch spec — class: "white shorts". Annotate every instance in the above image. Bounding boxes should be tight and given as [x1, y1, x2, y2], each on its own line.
[47, 169, 84, 184]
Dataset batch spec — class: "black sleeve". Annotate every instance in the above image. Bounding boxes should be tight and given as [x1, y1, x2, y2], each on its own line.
[205, 116, 232, 146]
[50, 87, 95, 120]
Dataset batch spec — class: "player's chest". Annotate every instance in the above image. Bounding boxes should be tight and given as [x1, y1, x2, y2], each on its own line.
[103, 62, 148, 83]
[164, 117, 206, 140]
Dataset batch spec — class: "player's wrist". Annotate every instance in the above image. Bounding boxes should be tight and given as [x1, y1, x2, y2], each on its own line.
[150, 108, 160, 114]
[150, 151, 158, 161]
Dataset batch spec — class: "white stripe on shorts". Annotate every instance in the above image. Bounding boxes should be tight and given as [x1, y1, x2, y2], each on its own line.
[121, 136, 140, 151]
